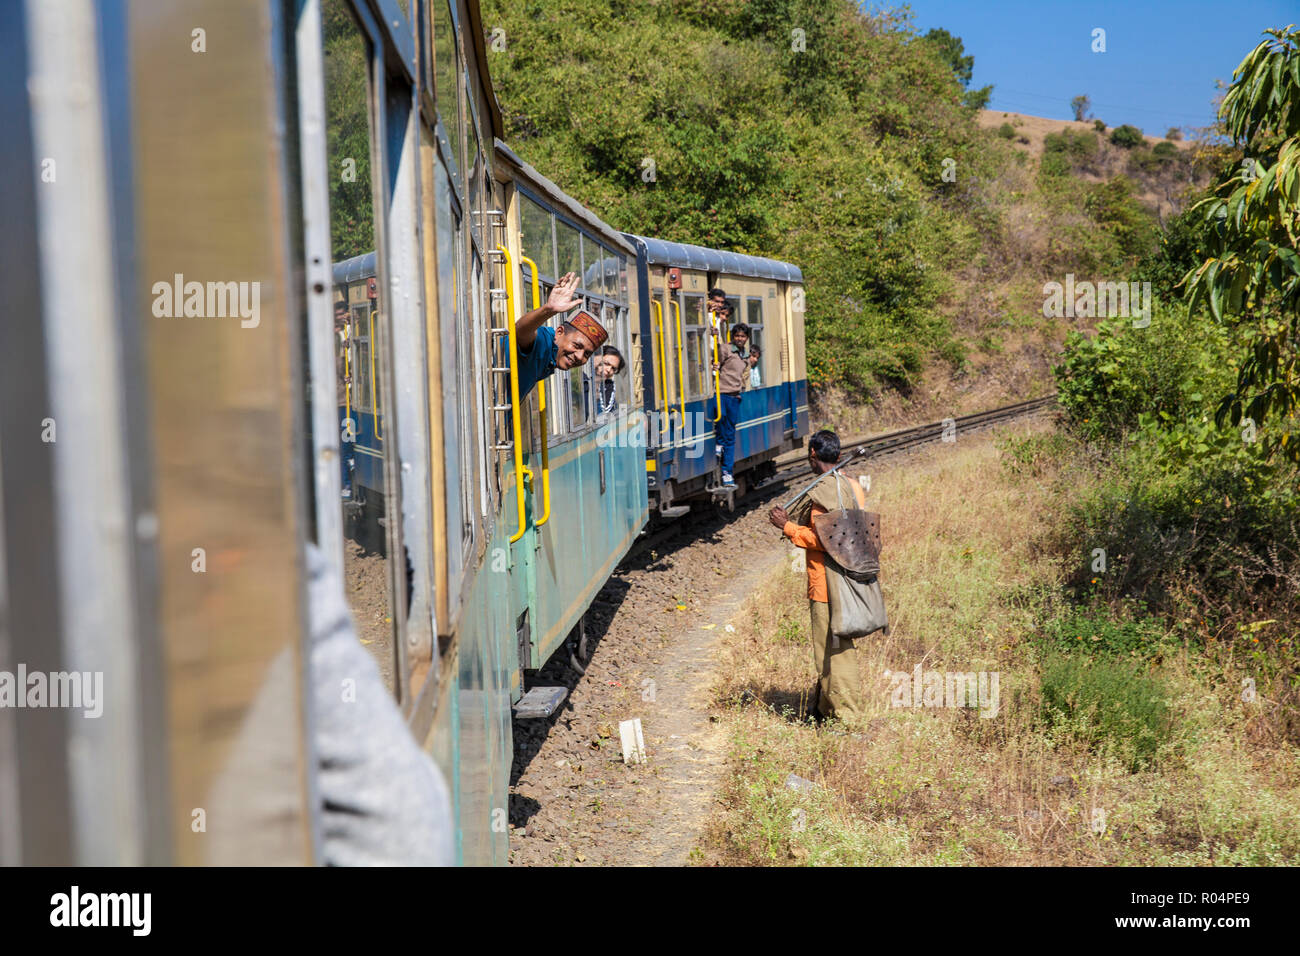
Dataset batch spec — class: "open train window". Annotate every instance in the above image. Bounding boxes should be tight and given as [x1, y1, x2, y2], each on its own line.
[745, 296, 764, 388]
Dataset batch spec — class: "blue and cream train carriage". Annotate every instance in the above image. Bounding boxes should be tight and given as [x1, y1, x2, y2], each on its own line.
[2, 0, 809, 866]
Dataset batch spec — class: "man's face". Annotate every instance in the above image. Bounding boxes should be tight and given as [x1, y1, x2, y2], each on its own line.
[732, 330, 749, 349]
[555, 325, 598, 370]
[594, 354, 621, 379]
[808, 448, 819, 474]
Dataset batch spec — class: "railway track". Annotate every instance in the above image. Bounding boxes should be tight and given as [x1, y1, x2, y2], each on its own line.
[628, 394, 1058, 561]
[769, 394, 1058, 485]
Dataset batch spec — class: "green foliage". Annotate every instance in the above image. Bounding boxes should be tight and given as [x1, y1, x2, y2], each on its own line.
[1133, 202, 1211, 300]
[1083, 177, 1157, 261]
[1152, 140, 1178, 159]
[483, 0, 1003, 394]
[322, 1, 373, 261]
[1043, 607, 1172, 658]
[997, 122, 1015, 140]
[923, 27, 974, 87]
[1055, 306, 1236, 443]
[1110, 124, 1145, 149]
[1039, 650, 1175, 772]
[1071, 94, 1091, 122]
[1166, 127, 1184, 141]
[1094, 119, 1107, 133]
[1183, 25, 1300, 462]
[1055, 300, 1299, 606]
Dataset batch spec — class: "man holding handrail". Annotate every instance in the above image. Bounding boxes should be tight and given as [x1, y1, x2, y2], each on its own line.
[515, 271, 608, 400]
[710, 289, 749, 488]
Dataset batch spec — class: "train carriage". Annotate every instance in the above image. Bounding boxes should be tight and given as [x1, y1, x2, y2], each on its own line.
[626, 237, 811, 513]
[3, 0, 807, 867]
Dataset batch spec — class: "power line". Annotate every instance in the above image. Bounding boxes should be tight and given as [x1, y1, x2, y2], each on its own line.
[994, 86, 1214, 122]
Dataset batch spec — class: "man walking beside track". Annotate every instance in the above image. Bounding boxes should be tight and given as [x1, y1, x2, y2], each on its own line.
[767, 430, 868, 726]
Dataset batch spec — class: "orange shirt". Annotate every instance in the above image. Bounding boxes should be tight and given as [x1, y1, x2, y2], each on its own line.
[782, 473, 867, 603]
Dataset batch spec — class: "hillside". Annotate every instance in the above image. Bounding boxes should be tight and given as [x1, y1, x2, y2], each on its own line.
[482, 0, 1221, 430]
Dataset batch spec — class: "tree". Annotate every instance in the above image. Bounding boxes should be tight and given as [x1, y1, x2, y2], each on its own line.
[924, 28, 973, 86]
[1071, 94, 1091, 122]
[922, 27, 991, 110]
[1110, 124, 1144, 148]
[1184, 25, 1300, 461]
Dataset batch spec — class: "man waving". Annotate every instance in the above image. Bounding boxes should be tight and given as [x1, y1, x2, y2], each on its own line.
[515, 271, 608, 400]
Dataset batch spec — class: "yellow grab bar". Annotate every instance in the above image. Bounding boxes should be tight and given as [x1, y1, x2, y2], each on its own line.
[520, 255, 551, 528]
[709, 315, 722, 423]
[671, 299, 686, 433]
[369, 308, 382, 441]
[651, 300, 672, 437]
[342, 314, 352, 426]
[498, 244, 533, 545]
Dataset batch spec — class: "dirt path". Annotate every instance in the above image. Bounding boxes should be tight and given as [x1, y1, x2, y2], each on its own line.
[508, 495, 786, 865]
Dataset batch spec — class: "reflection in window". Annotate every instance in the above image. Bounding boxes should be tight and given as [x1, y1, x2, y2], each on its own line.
[520, 195, 554, 279]
[432, 1, 460, 164]
[555, 218, 581, 278]
[322, 0, 397, 696]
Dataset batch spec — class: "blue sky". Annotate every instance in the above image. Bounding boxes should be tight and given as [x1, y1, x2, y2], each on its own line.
[884, 0, 1297, 135]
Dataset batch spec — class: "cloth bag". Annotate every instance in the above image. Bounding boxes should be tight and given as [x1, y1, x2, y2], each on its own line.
[813, 476, 889, 640]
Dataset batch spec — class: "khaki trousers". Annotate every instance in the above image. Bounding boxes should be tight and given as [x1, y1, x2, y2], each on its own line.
[809, 600, 864, 725]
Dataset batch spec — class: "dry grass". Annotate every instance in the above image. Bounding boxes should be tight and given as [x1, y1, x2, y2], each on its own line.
[700, 423, 1300, 866]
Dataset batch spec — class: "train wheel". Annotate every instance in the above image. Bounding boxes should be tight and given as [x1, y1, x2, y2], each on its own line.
[568, 615, 589, 675]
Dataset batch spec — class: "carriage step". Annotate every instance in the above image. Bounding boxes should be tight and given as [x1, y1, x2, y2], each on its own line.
[513, 685, 568, 719]
[658, 504, 691, 518]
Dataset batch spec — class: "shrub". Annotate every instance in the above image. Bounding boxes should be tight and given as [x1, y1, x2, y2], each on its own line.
[1165, 127, 1183, 141]
[1152, 140, 1177, 159]
[998, 122, 1015, 139]
[1093, 119, 1106, 132]
[1110, 124, 1144, 149]
[1039, 650, 1175, 772]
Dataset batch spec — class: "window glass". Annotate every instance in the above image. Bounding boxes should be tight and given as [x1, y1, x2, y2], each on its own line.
[618, 255, 628, 304]
[567, 363, 588, 432]
[684, 293, 705, 327]
[322, 0, 397, 695]
[555, 218, 581, 279]
[431, 0, 460, 170]
[520, 194, 554, 280]
[580, 234, 602, 298]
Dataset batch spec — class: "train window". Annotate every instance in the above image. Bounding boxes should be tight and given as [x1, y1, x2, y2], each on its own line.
[351, 302, 372, 410]
[580, 235, 603, 298]
[467, 106, 482, 247]
[431, 0, 460, 173]
[566, 361, 589, 432]
[520, 194, 554, 279]
[682, 293, 706, 399]
[746, 297, 765, 387]
[322, 0, 399, 695]
[604, 303, 630, 408]
[555, 218, 581, 280]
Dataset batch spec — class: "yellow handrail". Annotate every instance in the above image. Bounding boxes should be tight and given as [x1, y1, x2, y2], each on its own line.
[671, 298, 686, 434]
[498, 244, 533, 545]
[520, 255, 550, 528]
[709, 314, 722, 423]
[651, 300, 671, 438]
[369, 308, 382, 441]
[342, 314, 352, 428]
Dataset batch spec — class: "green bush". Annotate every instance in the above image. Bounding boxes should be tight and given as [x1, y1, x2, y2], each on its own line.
[1039, 650, 1175, 771]
[998, 122, 1015, 139]
[1093, 119, 1107, 132]
[1110, 124, 1145, 149]
[1152, 140, 1177, 158]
